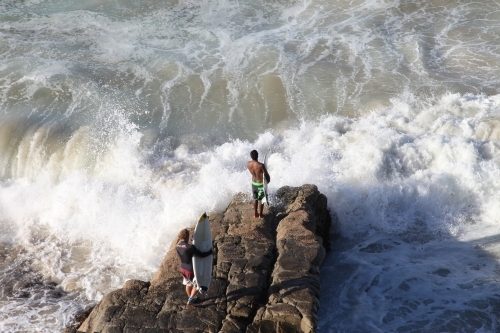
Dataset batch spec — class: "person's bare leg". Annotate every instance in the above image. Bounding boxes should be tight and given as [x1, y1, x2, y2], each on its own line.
[186, 284, 198, 305]
[258, 202, 264, 218]
[253, 200, 259, 218]
[186, 284, 193, 297]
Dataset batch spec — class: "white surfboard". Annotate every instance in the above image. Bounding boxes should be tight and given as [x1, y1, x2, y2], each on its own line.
[262, 150, 270, 206]
[192, 212, 213, 293]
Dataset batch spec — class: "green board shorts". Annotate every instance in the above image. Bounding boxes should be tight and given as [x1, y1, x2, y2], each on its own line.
[252, 181, 265, 201]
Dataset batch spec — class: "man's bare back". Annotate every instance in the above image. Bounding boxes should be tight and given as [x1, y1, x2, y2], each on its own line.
[247, 160, 267, 183]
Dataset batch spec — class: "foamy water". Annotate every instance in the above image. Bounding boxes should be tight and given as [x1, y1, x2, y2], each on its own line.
[2, 0, 500, 332]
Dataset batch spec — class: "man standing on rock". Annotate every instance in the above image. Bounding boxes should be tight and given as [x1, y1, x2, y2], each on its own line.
[247, 150, 271, 218]
[175, 228, 213, 306]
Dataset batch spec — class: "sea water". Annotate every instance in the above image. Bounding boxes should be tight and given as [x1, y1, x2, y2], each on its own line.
[1, 0, 500, 332]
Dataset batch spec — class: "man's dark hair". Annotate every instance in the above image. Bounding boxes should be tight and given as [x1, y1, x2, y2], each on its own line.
[176, 228, 189, 243]
[250, 150, 258, 160]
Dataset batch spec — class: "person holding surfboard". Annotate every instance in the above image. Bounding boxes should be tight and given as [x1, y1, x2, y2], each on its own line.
[175, 228, 213, 306]
[247, 150, 271, 218]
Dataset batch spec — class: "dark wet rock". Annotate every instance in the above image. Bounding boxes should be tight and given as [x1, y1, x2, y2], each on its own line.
[72, 184, 335, 333]
[48, 288, 64, 298]
[13, 290, 30, 298]
[63, 306, 94, 333]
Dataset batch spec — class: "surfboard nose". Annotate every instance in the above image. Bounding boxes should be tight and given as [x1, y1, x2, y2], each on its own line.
[199, 212, 207, 221]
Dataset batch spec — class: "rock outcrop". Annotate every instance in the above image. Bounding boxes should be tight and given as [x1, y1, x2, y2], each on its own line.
[71, 184, 333, 333]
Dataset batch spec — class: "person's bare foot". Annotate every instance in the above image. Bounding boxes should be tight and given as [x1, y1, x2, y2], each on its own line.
[254, 214, 259, 218]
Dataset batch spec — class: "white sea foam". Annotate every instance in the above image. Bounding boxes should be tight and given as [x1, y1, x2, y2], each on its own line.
[3, 94, 500, 331]
[2, 0, 500, 331]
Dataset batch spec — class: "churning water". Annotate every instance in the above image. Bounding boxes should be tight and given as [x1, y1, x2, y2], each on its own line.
[2, 0, 500, 332]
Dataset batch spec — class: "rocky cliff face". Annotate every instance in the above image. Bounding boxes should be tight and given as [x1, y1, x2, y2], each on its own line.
[68, 184, 334, 333]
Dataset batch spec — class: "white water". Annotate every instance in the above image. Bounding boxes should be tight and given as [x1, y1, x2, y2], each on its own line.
[2, 0, 500, 332]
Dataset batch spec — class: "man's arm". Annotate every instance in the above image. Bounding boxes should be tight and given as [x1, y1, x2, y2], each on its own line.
[192, 245, 213, 257]
[263, 165, 270, 183]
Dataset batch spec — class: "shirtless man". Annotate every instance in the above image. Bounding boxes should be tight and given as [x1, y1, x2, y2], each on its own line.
[247, 150, 270, 218]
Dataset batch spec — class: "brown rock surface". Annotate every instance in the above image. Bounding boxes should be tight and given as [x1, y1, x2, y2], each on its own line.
[72, 184, 334, 333]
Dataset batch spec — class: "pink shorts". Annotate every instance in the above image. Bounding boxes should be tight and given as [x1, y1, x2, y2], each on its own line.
[181, 268, 195, 286]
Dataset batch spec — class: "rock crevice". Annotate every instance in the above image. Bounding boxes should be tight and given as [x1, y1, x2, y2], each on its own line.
[70, 184, 333, 333]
